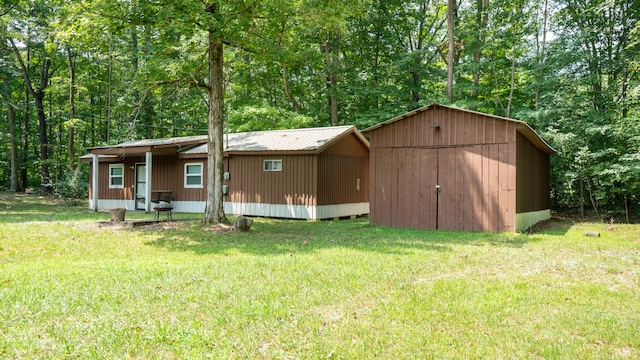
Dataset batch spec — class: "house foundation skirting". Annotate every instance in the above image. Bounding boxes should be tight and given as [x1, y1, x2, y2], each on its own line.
[225, 202, 369, 220]
[89, 199, 369, 220]
[515, 209, 551, 232]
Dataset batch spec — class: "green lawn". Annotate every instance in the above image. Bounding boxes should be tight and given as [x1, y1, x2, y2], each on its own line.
[1, 193, 639, 359]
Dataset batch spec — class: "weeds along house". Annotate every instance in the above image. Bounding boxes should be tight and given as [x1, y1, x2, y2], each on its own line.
[362, 104, 555, 232]
[80, 126, 370, 220]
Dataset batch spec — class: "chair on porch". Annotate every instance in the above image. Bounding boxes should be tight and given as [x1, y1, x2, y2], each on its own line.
[151, 190, 173, 219]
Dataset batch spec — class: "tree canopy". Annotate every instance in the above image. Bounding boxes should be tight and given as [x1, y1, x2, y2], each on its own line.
[1, 0, 638, 221]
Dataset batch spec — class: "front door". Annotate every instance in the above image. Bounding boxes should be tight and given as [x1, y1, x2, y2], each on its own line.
[135, 164, 146, 210]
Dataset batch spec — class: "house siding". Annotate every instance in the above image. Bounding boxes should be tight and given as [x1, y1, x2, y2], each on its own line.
[151, 155, 207, 202]
[225, 154, 318, 206]
[92, 158, 137, 200]
[317, 153, 369, 206]
[86, 126, 370, 219]
[90, 155, 208, 203]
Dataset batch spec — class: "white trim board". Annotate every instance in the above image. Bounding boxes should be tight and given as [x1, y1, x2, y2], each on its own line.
[89, 199, 369, 220]
[515, 209, 551, 232]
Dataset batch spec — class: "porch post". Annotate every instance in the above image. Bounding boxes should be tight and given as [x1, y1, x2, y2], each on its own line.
[145, 151, 152, 213]
[91, 153, 99, 211]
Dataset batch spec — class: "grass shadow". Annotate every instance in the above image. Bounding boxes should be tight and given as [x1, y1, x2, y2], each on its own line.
[524, 216, 574, 236]
[142, 216, 544, 257]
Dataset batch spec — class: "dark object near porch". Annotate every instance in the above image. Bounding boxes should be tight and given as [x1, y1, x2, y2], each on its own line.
[151, 190, 173, 220]
[235, 215, 254, 231]
[109, 208, 126, 222]
[154, 203, 173, 219]
[151, 190, 173, 203]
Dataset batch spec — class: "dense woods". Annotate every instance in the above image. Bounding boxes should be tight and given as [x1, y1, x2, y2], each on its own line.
[1, 0, 638, 221]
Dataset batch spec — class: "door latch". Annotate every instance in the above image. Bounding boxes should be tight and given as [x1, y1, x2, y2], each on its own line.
[435, 184, 441, 192]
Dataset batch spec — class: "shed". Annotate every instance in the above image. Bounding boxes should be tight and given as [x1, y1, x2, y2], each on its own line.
[81, 125, 370, 220]
[362, 104, 555, 232]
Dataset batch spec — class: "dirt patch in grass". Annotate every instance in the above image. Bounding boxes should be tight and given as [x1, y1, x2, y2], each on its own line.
[526, 216, 574, 234]
[86, 219, 237, 234]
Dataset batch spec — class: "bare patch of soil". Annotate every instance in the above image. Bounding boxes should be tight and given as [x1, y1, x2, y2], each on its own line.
[525, 215, 574, 234]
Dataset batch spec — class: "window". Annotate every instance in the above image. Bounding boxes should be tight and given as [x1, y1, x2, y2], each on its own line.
[264, 159, 282, 172]
[109, 164, 124, 189]
[184, 163, 203, 188]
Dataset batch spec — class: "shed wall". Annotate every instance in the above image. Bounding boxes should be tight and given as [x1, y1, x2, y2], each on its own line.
[371, 145, 515, 232]
[516, 132, 551, 213]
[368, 106, 518, 232]
[368, 106, 517, 148]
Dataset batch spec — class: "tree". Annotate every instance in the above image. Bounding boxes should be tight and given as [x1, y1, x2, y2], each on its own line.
[446, 0, 456, 101]
[9, 0, 58, 189]
[84, 0, 302, 224]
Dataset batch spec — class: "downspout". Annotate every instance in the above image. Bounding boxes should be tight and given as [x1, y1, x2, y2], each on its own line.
[92, 153, 99, 211]
[145, 151, 152, 213]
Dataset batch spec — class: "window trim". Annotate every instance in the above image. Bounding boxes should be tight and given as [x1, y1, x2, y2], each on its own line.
[109, 164, 125, 189]
[184, 162, 204, 188]
[263, 159, 282, 172]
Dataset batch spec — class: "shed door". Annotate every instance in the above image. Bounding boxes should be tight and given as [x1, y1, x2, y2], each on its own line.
[374, 145, 512, 231]
[374, 148, 439, 230]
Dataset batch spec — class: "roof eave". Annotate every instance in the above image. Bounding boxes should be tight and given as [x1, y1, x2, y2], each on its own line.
[516, 124, 556, 154]
[315, 125, 370, 153]
[362, 103, 556, 154]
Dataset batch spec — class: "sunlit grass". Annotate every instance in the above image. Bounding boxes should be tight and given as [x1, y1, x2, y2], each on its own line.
[1, 192, 639, 358]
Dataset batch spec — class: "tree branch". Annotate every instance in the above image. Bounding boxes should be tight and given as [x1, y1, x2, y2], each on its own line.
[8, 38, 36, 97]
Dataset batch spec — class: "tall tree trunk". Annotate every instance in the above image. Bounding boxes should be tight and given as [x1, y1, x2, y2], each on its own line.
[411, 71, 421, 106]
[21, 47, 29, 191]
[105, 39, 113, 143]
[34, 86, 50, 187]
[535, 0, 548, 110]
[203, 29, 228, 225]
[8, 102, 19, 191]
[10, 38, 52, 188]
[67, 48, 75, 170]
[323, 32, 339, 124]
[506, 44, 516, 118]
[471, 0, 489, 106]
[282, 64, 300, 112]
[446, 0, 455, 102]
[580, 175, 584, 217]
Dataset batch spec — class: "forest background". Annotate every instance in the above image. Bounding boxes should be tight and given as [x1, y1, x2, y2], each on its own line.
[0, 0, 638, 221]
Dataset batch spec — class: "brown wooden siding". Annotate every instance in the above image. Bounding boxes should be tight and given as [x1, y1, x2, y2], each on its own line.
[225, 154, 318, 206]
[93, 157, 139, 200]
[368, 106, 520, 232]
[370, 145, 515, 232]
[91, 155, 208, 202]
[150, 155, 207, 202]
[516, 132, 551, 213]
[369, 106, 516, 149]
[324, 132, 369, 158]
[317, 154, 369, 205]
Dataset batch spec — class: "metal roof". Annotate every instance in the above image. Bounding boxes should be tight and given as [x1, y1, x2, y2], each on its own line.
[181, 125, 367, 155]
[86, 135, 208, 151]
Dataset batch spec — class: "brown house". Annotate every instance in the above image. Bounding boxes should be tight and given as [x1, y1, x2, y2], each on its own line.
[81, 126, 370, 220]
[362, 104, 555, 232]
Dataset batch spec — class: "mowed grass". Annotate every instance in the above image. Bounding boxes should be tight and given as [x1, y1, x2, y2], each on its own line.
[0, 193, 639, 359]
